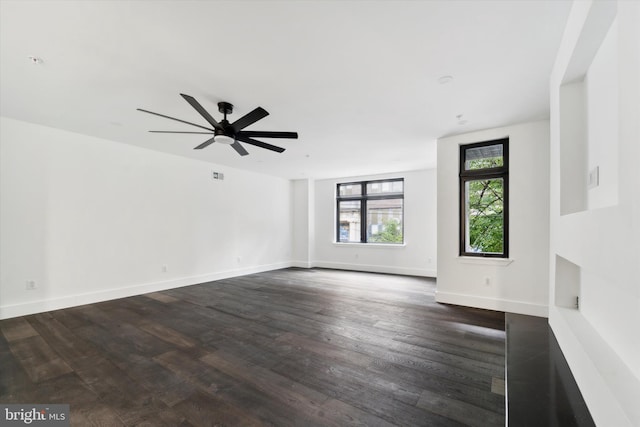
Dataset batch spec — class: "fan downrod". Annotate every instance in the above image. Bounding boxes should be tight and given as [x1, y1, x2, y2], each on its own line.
[218, 102, 233, 115]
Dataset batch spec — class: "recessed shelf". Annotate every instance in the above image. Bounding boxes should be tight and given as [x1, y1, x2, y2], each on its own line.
[558, 1, 618, 217]
[554, 255, 580, 310]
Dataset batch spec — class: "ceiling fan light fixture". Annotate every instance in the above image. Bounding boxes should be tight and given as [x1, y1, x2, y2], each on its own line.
[138, 93, 297, 155]
[214, 134, 235, 145]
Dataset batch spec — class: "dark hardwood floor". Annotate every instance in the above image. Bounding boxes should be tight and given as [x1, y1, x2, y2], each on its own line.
[0, 268, 506, 426]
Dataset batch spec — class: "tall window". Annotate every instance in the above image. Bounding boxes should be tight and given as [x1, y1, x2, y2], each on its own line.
[460, 139, 509, 257]
[337, 178, 404, 244]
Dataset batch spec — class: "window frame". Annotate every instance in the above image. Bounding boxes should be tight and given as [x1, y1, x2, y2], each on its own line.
[336, 178, 404, 244]
[459, 138, 509, 258]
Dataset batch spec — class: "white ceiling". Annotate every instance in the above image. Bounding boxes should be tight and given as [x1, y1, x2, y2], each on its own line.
[0, 0, 571, 180]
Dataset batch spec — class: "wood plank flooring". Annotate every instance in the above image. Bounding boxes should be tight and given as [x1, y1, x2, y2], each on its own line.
[0, 268, 506, 426]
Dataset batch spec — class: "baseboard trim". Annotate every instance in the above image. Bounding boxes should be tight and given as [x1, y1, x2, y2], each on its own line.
[436, 291, 548, 317]
[290, 260, 314, 269]
[550, 307, 639, 426]
[312, 261, 436, 278]
[0, 262, 292, 320]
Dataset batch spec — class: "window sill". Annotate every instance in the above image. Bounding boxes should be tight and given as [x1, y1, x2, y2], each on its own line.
[457, 256, 513, 266]
[333, 242, 406, 248]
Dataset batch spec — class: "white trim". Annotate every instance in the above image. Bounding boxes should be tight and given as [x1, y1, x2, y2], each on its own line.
[0, 262, 291, 320]
[290, 260, 314, 269]
[435, 290, 548, 317]
[313, 260, 436, 277]
[457, 256, 514, 266]
[550, 307, 639, 426]
[332, 242, 406, 248]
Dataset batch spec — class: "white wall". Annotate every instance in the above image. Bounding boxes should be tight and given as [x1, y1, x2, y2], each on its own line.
[559, 81, 588, 215]
[549, 1, 640, 425]
[291, 178, 315, 268]
[310, 169, 437, 277]
[436, 121, 550, 317]
[585, 18, 619, 211]
[0, 117, 293, 319]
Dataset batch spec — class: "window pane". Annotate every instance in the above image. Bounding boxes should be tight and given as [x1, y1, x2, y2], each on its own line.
[367, 199, 403, 243]
[464, 144, 503, 170]
[465, 178, 504, 254]
[339, 184, 361, 196]
[366, 180, 403, 195]
[338, 200, 361, 242]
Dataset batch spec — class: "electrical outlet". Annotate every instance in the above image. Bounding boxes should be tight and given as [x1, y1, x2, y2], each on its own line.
[484, 277, 491, 286]
[25, 280, 37, 290]
[162, 265, 168, 273]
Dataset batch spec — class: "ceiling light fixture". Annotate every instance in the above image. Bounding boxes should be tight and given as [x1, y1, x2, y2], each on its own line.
[438, 75, 453, 84]
[27, 55, 43, 64]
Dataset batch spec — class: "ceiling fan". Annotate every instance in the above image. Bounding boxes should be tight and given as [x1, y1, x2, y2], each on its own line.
[137, 94, 298, 156]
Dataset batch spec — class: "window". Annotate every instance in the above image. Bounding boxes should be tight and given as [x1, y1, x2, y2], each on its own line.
[337, 178, 404, 244]
[459, 139, 509, 257]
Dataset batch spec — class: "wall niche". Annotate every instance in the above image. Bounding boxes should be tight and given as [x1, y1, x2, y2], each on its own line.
[554, 254, 580, 310]
[559, 1, 618, 216]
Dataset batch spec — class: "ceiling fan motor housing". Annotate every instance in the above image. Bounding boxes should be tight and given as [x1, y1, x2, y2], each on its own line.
[214, 126, 235, 141]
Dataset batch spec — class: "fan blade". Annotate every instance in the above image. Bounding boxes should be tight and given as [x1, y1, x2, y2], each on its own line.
[235, 134, 285, 153]
[194, 136, 216, 150]
[137, 108, 214, 132]
[230, 141, 249, 156]
[149, 131, 214, 134]
[180, 94, 222, 129]
[231, 107, 269, 132]
[239, 131, 298, 139]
